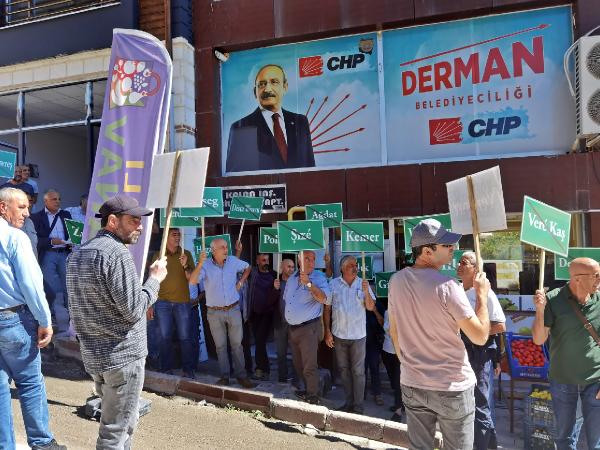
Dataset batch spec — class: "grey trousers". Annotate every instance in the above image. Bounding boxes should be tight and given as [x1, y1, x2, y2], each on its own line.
[289, 319, 320, 397]
[273, 321, 290, 379]
[206, 305, 245, 379]
[334, 336, 366, 408]
[91, 357, 146, 450]
[402, 384, 476, 450]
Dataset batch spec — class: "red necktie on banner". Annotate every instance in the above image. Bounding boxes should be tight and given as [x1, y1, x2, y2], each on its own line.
[272, 113, 288, 163]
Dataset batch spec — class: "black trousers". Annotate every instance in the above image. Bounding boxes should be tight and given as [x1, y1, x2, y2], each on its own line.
[251, 311, 273, 372]
[381, 350, 403, 409]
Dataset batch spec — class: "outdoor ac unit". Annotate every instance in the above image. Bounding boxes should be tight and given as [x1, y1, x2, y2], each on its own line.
[575, 36, 600, 136]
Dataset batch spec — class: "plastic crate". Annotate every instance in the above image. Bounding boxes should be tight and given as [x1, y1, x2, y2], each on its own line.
[505, 333, 549, 380]
[525, 384, 555, 429]
[523, 422, 555, 450]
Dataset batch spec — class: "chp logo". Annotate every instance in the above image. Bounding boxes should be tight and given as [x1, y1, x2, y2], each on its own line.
[429, 115, 523, 145]
[299, 56, 324, 78]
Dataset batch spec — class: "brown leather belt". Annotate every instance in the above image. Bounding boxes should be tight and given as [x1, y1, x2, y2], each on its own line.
[207, 301, 239, 311]
[0, 305, 24, 313]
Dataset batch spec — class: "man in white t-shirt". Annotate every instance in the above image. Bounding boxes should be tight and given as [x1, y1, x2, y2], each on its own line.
[457, 251, 506, 450]
[388, 219, 491, 450]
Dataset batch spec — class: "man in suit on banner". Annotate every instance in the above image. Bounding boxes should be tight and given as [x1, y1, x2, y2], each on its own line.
[226, 64, 315, 173]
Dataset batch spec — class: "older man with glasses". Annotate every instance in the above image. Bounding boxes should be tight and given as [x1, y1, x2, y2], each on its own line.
[457, 251, 506, 450]
[532, 257, 600, 450]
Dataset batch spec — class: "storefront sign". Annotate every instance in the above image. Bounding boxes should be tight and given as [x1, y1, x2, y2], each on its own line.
[306, 203, 343, 228]
[222, 185, 287, 214]
[277, 220, 325, 252]
[383, 6, 573, 163]
[520, 196, 571, 257]
[341, 222, 385, 252]
[554, 248, 600, 280]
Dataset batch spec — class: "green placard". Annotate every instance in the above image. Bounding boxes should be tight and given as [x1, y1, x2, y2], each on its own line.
[228, 196, 264, 220]
[193, 234, 232, 260]
[403, 213, 452, 254]
[520, 196, 571, 257]
[355, 255, 373, 280]
[64, 219, 84, 245]
[341, 222, 385, 252]
[259, 227, 279, 253]
[178, 187, 224, 218]
[375, 271, 395, 298]
[440, 249, 470, 279]
[554, 247, 600, 280]
[0, 150, 16, 179]
[277, 220, 324, 252]
[305, 203, 343, 228]
[159, 209, 202, 227]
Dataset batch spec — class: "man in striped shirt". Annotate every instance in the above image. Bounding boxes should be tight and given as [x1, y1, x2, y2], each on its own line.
[67, 195, 167, 449]
[324, 255, 375, 414]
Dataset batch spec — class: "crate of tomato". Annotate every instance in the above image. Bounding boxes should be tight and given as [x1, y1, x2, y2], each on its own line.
[505, 333, 549, 380]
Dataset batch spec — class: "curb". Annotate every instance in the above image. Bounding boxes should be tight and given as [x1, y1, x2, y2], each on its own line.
[53, 338, 442, 448]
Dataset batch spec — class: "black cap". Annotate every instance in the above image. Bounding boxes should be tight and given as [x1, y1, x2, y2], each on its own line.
[95, 194, 152, 218]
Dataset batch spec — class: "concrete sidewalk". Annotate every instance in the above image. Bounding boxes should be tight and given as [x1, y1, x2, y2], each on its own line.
[55, 337, 531, 449]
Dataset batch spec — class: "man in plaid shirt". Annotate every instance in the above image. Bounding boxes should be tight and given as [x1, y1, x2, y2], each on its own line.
[67, 195, 167, 449]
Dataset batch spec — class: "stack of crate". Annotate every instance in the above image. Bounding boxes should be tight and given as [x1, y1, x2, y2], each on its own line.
[523, 384, 555, 450]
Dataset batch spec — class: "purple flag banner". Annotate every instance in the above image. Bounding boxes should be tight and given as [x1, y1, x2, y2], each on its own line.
[83, 29, 172, 276]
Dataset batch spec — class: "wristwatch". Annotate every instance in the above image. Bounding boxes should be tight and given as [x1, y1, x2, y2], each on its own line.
[306, 282, 313, 289]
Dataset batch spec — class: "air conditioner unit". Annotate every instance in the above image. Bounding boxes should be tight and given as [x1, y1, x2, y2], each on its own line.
[574, 36, 600, 136]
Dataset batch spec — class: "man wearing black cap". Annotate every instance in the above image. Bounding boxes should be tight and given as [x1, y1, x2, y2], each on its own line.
[66, 194, 167, 449]
[387, 218, 491, 450]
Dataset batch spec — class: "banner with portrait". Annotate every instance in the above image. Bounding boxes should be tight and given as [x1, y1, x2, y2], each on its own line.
[221, 33, 381, 175]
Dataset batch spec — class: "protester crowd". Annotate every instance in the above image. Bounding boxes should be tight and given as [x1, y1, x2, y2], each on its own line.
[1, 169, 599, 450]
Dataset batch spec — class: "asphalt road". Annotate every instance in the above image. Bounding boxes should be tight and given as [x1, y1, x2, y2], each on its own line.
[10, 353, 362, 450]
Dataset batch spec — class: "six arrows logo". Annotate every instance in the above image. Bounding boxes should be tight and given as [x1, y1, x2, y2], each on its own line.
[429, 118, 463, 145]
[299, 56, 323, 78]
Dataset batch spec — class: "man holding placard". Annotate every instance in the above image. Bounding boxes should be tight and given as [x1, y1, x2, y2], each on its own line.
[191, 238, 254, 388]
[532, 258, 600, 450]
[388, 219, 491, 450]
[324, 255, 375, 414]
[284, 250, 330, 404]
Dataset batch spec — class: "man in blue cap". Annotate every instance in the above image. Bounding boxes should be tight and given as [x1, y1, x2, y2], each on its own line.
[387, 218, 491, 450]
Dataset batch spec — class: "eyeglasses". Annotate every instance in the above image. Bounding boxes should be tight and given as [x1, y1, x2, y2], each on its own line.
[458, 260, 473, 266]
[574, 272, 600, 279]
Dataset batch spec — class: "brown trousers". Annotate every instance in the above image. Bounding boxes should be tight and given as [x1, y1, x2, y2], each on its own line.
[288, 319, 321, 397]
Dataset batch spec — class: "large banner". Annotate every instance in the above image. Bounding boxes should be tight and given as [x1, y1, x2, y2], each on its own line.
[220, 6, 574, 175]
[84, 29, 172, 275]
[383, 6, 574, 162]
[221, 33, 381, 175]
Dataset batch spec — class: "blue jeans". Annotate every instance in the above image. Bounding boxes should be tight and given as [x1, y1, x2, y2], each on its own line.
[41, 251, 68, 307]
[0, 307, 54, 449]
[550, 379, 600, 450]
[473, 359, 494, 450]
[154, 300, 195, 373]
[402, 384, 475, 450]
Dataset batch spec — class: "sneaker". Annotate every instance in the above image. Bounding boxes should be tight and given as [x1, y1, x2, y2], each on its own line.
[252, 369, 269, 381]
[374, 394, 384, 406]
[216, 377, 230, 386]
[335, 403, 353, 412]
[352, 405, 364, 414]
[390, 412, 402, 422]
[183, 370, 196, 379]
[294, 389, 307, 401]
[31, 439, 67, 450]
[237, 377, 256, 389]
[305, 395, 321, 405]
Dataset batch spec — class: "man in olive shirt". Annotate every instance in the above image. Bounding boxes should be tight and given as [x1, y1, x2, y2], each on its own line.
[150, 228, 197, 378]
[532, 257, 600, 450]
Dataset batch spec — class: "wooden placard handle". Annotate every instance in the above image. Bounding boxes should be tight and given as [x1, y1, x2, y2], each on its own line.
[159, 150, 182, 259]
[538, 248, 546, 292]
[466, 175, 483, 273]
[361, 251, 366, 279]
